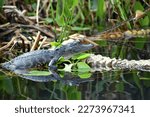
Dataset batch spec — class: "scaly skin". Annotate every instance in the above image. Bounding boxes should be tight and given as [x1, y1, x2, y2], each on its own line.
[1, 39, 95, 74]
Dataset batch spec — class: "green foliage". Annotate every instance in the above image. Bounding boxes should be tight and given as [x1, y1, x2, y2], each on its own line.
[134, 37, 147, 49]
[133, 1, 144, 11]
[0, 0, 4, 11]
[133, 1, 149, 27]
[50, 41, 62, 48]
[0, 72, 14, 95]
[96, 40, 107, 47]
[61, 86, 81, 100]
[51, 0, 80, 41]
[56, 53, 92, 79]
[115, 82, 124, 93]
[96, 0, 105, 19]
[44, 18, 54, 24]
[2, 79, 14, 94]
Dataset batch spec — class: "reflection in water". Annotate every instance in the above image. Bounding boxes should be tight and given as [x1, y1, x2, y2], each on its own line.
[18, 71, 94, 86]
[0, 70, 150, 100]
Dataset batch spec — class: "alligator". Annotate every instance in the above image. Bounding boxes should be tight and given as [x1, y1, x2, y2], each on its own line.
[1, 38, 96, 81]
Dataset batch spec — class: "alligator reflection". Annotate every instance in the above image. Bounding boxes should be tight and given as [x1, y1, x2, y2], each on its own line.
[0, 70, 150, 99]
[19, 71, 94, 86]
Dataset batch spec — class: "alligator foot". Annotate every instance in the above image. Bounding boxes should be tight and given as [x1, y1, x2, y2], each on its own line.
[48, 65, 57, 71]
[48, 57, 59, 71]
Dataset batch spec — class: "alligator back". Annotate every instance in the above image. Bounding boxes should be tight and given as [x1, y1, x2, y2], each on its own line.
[1, 50, 54, 72]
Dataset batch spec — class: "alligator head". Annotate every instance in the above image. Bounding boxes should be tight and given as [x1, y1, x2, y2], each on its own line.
[1, 62, 15, 71]
[61, 38, 97, 56]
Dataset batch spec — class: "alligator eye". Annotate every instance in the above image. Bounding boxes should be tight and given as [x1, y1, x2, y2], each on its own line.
[55, 48, 59, 51]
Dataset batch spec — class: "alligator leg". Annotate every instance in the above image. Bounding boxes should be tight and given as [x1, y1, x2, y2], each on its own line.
[48, 56, 60, 71]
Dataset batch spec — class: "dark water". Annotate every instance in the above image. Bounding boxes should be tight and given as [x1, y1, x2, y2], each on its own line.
[0, 70, 150, 100]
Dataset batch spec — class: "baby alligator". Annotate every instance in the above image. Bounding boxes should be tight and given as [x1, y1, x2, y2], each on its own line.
[1, 38, 95, 75]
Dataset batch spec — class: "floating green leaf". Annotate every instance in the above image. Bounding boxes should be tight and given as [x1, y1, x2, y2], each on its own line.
[77, 62, 91, 72]
[27, 70, 51, 76]
[78, 72, 92, 79]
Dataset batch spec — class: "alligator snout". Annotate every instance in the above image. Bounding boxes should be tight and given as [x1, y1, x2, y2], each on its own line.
[1, 62, 16, 72]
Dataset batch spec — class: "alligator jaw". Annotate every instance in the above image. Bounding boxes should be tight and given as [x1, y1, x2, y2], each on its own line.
[77, 43, 94, 52]
[72, 41, 94, 53]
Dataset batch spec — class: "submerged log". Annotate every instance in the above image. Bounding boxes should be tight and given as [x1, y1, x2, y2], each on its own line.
[87, 54, 150, 72]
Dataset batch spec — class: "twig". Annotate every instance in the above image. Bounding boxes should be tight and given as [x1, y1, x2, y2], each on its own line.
[36, 0, 40, 25]
[0, 36, 16, 51]
[16, 24, 55, 38]
[38, 36, 47, 50]
[0, 29, 15, 37]
[3, 5, 33, 24]
[19, 33, 31, 45]
[30, 31, 41, 51]
[39, 0, 49, 15]
[46, 1, 51, 17]
[2, 6, 16, 9]
[0, 22, 10, 28]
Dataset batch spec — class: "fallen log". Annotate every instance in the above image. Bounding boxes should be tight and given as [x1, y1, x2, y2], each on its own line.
[87, 54, 150, 72]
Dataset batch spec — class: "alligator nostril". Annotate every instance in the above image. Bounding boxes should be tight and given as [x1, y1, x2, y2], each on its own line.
[1, 63, 9, 71]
